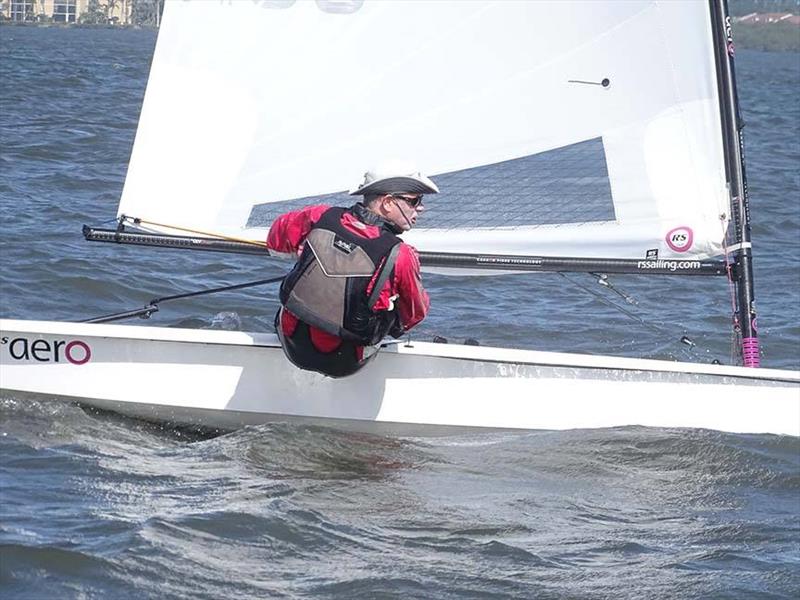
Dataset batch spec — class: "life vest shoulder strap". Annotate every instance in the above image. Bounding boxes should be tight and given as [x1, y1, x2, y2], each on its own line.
[366, 242, 402, 309]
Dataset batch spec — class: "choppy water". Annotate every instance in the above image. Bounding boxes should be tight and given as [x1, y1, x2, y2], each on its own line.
[0, 26, 799, 600]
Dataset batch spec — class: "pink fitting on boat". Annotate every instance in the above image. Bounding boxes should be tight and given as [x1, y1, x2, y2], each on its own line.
[742, 337, 760, 368]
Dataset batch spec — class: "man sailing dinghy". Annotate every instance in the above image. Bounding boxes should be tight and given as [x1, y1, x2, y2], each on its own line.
[269, 162, 436, 378]
[1, 0, 799, 435]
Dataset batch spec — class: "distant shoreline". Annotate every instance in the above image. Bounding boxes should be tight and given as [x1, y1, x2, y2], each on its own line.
[0, 22, 156, 31]
[733, 21, 800, 52]
[1, 19, 797, 53]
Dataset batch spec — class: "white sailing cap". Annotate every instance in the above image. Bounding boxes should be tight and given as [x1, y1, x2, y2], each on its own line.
[349, 159, 440, 196]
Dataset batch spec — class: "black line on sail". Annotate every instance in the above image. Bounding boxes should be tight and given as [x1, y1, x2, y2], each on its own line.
[568, 78, 611, 88]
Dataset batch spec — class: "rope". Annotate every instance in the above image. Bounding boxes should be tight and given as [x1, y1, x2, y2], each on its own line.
[558, 273, 704, 361]
[559, 273, 659, 334]
[720, 213, 741, 364]
[120, 215, 268, 248]
[150, 275, 285, 304]
[84, 275, 286, 324]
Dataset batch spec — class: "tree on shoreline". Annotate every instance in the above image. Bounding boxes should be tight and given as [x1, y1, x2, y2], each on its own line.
[79, 0, 107, 25]
[105, 0, 119, 24]
[130, 0, 164, 27]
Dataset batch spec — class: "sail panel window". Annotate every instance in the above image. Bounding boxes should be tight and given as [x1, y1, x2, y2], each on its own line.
[53, 0, 77, 23]
[247, 138, 615, 231]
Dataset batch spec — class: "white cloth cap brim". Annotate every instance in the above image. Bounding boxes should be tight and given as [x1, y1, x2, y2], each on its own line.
[349, 174, 439, 196]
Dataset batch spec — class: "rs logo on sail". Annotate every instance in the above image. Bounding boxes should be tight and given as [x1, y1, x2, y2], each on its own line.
[0, 337, 92, 365]
[665, 226, 694, 253]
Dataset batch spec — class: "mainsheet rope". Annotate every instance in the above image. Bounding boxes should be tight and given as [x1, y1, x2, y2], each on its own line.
[83, 275, 286, 324]
[120, 215, 268, 248]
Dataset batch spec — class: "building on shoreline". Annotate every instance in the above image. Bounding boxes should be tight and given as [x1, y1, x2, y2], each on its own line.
[0, 0, 163, 25]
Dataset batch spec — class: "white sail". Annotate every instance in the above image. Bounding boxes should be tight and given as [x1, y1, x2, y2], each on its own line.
[119, 0, 730, 262]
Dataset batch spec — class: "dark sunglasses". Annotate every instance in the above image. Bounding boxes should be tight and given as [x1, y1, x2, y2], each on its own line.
[389, 193, 424, 208]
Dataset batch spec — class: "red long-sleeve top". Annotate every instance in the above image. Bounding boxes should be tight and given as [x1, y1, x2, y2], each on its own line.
[266, 205, 429, 350]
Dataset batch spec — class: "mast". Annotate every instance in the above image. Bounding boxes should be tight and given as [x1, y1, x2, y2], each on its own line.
[709, 0, 759, 367]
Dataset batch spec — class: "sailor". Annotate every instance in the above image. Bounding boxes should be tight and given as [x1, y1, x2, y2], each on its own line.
[266, 160, 437, 378]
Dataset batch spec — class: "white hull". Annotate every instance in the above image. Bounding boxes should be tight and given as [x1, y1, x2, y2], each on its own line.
[1, 318, 798, 436]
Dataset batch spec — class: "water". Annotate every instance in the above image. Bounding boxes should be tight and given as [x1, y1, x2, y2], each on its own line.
[1, 26, 799, 599]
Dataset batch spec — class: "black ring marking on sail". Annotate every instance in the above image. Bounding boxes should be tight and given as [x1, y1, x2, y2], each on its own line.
[246, 137, 615, 230]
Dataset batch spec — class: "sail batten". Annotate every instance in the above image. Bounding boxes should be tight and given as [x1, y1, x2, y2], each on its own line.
[119, 0, 731, 268]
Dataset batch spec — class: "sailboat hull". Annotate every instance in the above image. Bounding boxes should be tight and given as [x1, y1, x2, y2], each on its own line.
[1, 319, 798, 436]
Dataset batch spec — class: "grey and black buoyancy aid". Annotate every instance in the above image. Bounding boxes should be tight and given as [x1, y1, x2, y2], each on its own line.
[279, 206, 402, 346]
